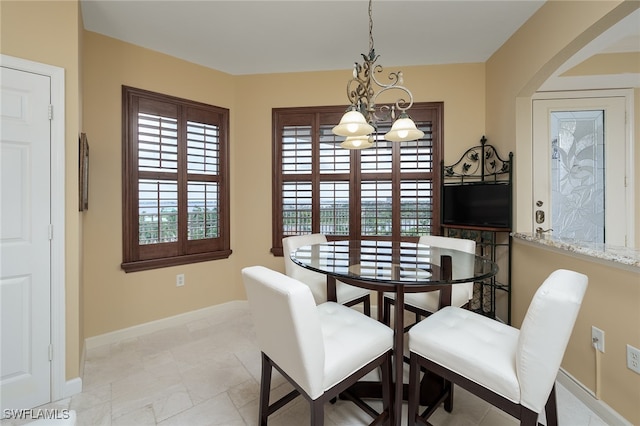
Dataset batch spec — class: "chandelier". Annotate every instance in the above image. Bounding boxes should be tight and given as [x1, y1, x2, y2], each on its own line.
[332, 0, 424, 149]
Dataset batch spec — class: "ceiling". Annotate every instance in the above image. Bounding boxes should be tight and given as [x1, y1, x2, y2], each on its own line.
[81, 0, 639, 89]
[80, 0, 546, 75]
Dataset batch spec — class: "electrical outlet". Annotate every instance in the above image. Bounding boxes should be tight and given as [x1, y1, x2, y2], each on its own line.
[627, 345, 640, 374]
[176, 273, 185, 287]
[591, 326, 605, 353]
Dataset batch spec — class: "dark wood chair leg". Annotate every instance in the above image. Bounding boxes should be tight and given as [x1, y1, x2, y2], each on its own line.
[345, 295, 371, 317]
[259, 353, 272, 426]
[383, 297, 392, 326]
[380, 352, 392, 426]
[363, 295, 371, 317]
[544, 384, 558, 426]
[407, 353, 420, 426]
[444, 378, 454, 413]
[520, 407, 538, 425]
[310, 400, 324, 426]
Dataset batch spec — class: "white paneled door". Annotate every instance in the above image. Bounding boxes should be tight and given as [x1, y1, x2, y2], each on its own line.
[532, 94, 629, 246]
[1, 66, 52, 410]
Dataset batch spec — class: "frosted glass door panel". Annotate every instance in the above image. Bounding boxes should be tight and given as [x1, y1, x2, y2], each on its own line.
[550, 110, 604, 243]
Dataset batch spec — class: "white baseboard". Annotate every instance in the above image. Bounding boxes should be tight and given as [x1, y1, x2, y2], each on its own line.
[63, 377, 82, 399]
[557, 368, 632, 426]
[84, 300, 246, 350]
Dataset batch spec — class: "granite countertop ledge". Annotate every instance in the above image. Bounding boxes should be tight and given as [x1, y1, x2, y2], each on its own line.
[512, 232, 640, 269]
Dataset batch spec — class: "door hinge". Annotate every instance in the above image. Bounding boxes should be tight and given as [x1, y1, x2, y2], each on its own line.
[48, 105, 53, 120]
[48, 344, 53, 361]
[48, 224, 53, 240]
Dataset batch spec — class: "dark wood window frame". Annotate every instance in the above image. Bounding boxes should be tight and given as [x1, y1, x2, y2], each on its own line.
[122, 86, 231, 272]
[271, 103, 443, 256]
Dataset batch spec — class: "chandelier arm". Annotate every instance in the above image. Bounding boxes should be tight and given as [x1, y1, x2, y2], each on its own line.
[346, 77, 370, 110]
[370, 83, 415, 111]
[373, 104, 392, 123]
[370, 65, 400, 88]
[334, 0, 422, 145]
[347, 58, 416, 119]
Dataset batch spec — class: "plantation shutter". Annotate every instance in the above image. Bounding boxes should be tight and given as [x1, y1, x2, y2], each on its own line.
[122, 86, 230, 272]
[272, 104, 441, 256]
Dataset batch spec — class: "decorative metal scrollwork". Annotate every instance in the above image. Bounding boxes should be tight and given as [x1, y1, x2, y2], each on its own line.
[444, 136, 512, 181]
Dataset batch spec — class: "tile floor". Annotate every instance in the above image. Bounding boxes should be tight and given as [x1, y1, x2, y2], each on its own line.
[3, 302, 608, 426]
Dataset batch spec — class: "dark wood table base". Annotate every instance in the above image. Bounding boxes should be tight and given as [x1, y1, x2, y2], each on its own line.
[346, 369, 448, 407]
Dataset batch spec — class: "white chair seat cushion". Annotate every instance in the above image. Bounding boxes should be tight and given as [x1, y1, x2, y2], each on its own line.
[337, 280, 370, 305]
[409, 306, 521, 403]
[318, 302, 393, 393]
[388, 284, 471, 313]
[293, 269, 368, 306]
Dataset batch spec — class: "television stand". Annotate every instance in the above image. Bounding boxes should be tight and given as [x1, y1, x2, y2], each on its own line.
[440, 136, 513, 324]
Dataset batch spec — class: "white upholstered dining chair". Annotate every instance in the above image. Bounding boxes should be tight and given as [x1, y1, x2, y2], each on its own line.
[283, 233, 371, 315]
[407, 269, 588, 426]
[242, 266, 393, 426]
[383, 235, 476, 325]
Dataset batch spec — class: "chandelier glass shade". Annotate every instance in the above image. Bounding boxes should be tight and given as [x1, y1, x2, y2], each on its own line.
[384, 112, 425, 142]
[340, 135, 374, 150]
[333, 0, 424, 148]
[332, 106, 375, 137]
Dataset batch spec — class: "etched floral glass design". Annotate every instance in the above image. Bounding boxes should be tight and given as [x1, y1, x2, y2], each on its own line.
[550, 110, 605, 243]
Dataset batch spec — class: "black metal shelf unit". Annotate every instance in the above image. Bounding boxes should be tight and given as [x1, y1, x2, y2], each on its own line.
[440, 136, 513, 324]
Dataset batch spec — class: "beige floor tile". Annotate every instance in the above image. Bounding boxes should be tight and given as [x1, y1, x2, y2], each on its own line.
[157, 393, 245, 426]
[35, 301, 606, 426]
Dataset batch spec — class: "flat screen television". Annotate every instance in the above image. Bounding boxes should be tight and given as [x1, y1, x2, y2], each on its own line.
[442, 182, 511, 228]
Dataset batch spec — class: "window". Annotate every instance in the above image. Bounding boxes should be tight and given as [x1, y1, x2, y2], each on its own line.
[272, 103, 443, 255]
[122, 86, 231, 272]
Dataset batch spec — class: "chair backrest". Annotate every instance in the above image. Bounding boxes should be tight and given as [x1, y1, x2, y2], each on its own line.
[242, 266, 325, 398]
[516, 269, 588, 413]
[418, 235, 476, 300]
[282, 233, 328, 304]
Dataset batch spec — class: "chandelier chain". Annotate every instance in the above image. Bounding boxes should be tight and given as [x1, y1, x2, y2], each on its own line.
[368, 0, 374, 54]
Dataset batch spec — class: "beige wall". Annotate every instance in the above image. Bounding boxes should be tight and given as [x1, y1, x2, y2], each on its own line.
[636, 88, 640, 247]
[3, 1, 638, 421]
[1, 0, 83, 380]
[82, 31, 486, 338]
[513, 241, 640, 423]
[564, 51, 640, 76]
[82, 32, 239, 336]
[486, 1, 640, 423]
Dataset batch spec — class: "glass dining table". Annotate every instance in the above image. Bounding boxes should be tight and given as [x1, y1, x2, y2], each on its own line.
[290, 239, 498, 426]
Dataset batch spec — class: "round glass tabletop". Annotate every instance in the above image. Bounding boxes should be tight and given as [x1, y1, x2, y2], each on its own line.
[290, 239, 498, 287]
